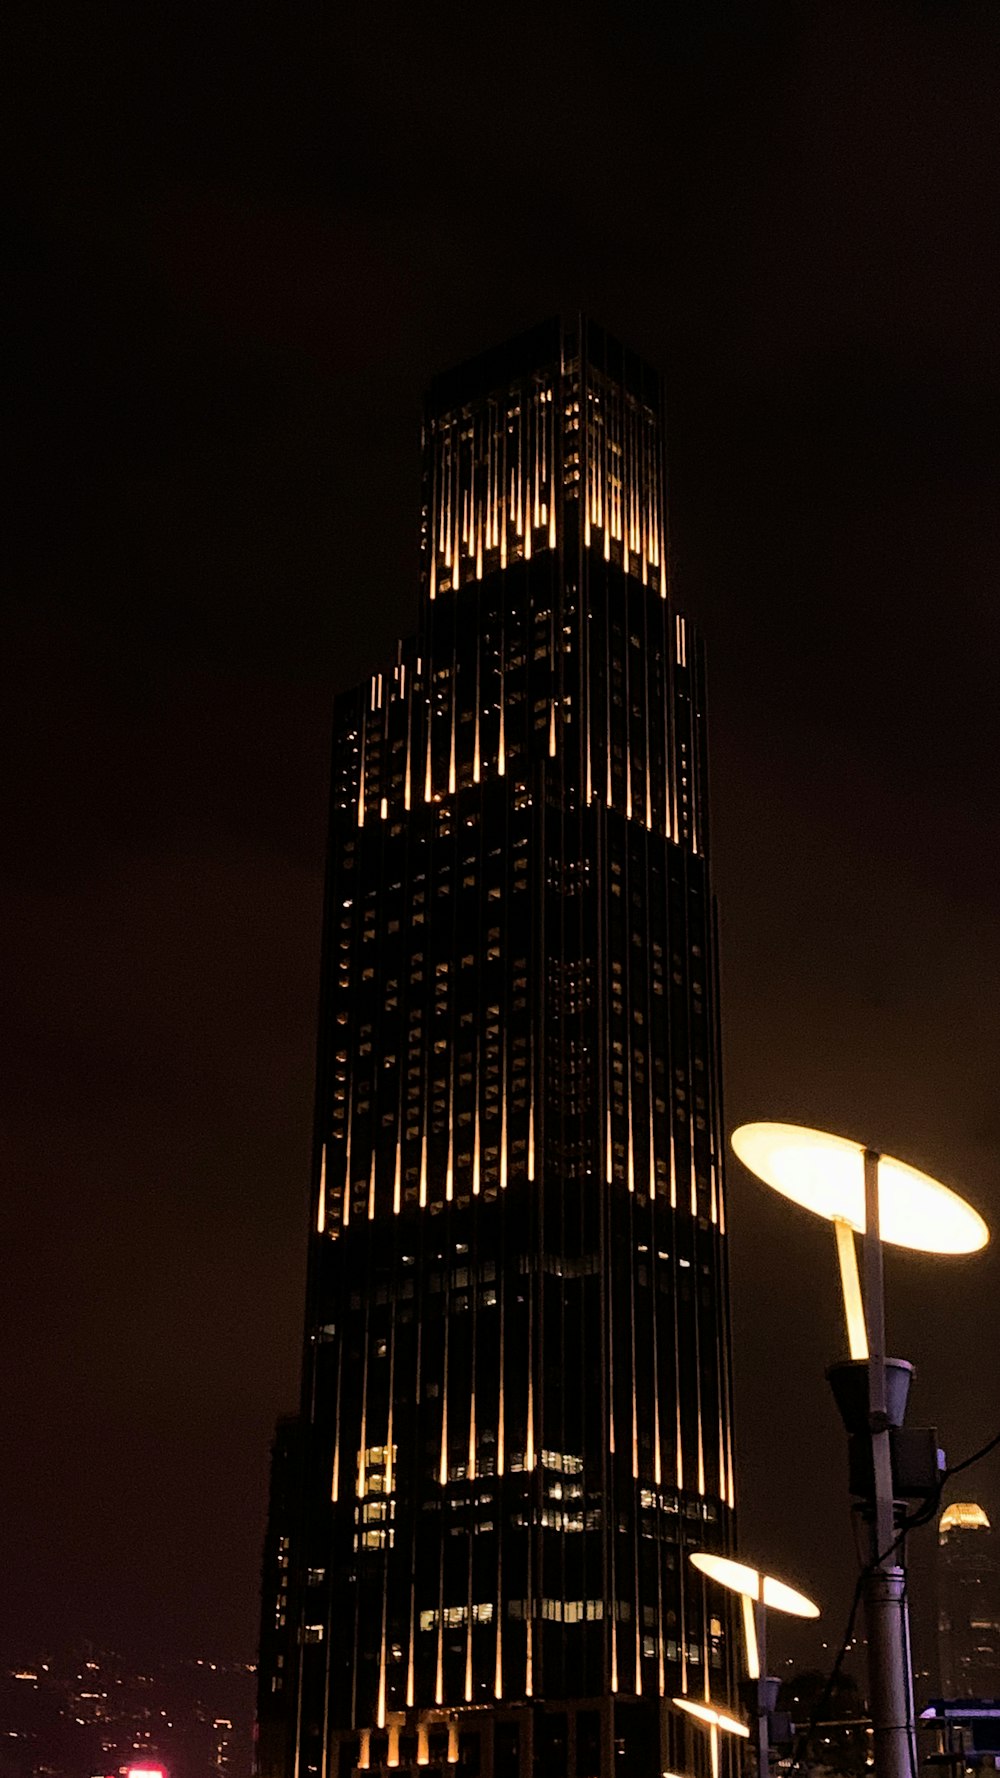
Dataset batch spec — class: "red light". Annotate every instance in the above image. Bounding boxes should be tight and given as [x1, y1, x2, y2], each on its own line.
[127, 1766, 166, 1778]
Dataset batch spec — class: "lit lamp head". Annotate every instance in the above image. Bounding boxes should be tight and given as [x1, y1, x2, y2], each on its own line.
[689, 1552, 818, 1680]
[731, 1122, 988, 1360]
[671, 1699, 749, 1738]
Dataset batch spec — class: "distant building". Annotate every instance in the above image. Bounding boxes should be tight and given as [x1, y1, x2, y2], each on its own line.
[261, 319, 740, 1778]
[938, 1503, 1000, 1698]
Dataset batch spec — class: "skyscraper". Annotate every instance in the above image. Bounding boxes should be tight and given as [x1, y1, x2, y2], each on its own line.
[262, 318, 738, 1778]
[938, 1503, 1000, 1698]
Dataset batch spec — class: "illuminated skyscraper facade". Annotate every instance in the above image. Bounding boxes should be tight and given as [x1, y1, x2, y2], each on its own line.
[938, 1503, 1000, 1698]
[276, 319, 738, 1778]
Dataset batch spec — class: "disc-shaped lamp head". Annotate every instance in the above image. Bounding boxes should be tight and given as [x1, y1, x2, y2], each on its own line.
[672, 1699, 749, 1739]
[689, 1552, 819, 1618]
[731, 1123, 988, 1254]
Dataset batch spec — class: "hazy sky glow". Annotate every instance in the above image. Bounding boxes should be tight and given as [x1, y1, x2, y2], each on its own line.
[6, 0, 999, 1682]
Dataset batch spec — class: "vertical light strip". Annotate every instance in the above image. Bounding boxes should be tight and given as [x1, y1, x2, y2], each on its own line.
[330, 1340, 343, 1503]
[385, 1355, 395, 1496]
[343, 1080, 353, 1226]
[404, 678, 413, 811]
[453, 450, 461, 592]
[652, 1314, 662, 1487]
[494, 1535, 503, 1699]
[473, 643, 481, 783]
[496, 1287, 505, 1478]
[406, 1579, 416, 1708]
[376, 1596, 388, 1727]
[655, 1486, 666, 1698]
[689, 1123, 697, 1219]
[534, 394, 541, 530]
[586, 670, 593, 805]
[445, 1057, 454, 1202]
[608, 1257, 616, 1456]
[625, 627, 633, 821]
[465, 1499, 474, 1700]
[605, 627, 614, 810]
[630, 1256, 639, 1481]
[439, 1319, 449, 1486]
[357, 708, 367, 829]
[516, 420, 523, 536]
[499, 1044, 508, 1191]
[472, 1101, 481, 1196]
[741, 1594, 760, 1680]
[448, 669, 457, 795]
[357, 1328, 369, 1501]
[527, 1031, 535, 1181]
[679, 1521, 688, 1695]
[525, 1223, 535, 1469]
[419, 1131, 428, 1210]
[368, 1151, 376, 1222]
[316, 1143, 327, 1234]
[644, 624, 653, 831]
[424, 704, 433, 803]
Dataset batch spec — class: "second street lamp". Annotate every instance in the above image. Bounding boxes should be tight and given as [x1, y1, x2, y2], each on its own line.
[689, 1553, 819, 1778]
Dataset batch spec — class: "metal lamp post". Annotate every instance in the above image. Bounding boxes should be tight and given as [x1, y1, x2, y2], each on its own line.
[731, 1122, 989, 1778]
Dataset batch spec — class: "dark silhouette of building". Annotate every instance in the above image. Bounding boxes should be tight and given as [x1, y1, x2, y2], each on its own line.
[938, 1502, 1000, 1698]
[259, 319, 739, 1778]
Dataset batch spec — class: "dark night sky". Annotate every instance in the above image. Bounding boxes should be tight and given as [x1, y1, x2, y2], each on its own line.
[6, 0, 999, 1688]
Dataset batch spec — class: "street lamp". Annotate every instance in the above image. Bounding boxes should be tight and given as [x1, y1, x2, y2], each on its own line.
[731, 1121, 989, 1778]
[672, 1696, 750, 1778]
[689, 1553, 818, 1778]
